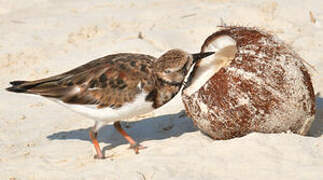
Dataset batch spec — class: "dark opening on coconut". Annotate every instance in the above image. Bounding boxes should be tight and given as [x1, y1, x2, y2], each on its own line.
[184, 35, 237, 96]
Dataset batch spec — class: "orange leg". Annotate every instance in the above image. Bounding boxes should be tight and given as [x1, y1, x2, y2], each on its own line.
[113, 121, 146, 154]
[89, 130, 104, 159]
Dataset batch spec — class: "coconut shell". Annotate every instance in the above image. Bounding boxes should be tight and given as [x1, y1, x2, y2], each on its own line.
[182, 26, 316, 139]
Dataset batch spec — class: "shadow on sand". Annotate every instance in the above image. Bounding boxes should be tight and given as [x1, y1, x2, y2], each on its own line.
[47, 96, 322, 154]
[47, 110, 198, 154]
[308, 96, 323, 137]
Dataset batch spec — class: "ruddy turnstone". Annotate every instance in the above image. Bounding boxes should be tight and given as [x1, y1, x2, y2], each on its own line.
[6, 49, 214, 159]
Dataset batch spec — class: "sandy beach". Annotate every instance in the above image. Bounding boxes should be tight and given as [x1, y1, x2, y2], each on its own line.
[0, 0, 322, 179]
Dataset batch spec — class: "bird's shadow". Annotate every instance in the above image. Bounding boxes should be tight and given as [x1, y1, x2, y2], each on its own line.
[47, 110, 198, 154]
[47, 96, 323, 154]
[308, 96, 323, 137]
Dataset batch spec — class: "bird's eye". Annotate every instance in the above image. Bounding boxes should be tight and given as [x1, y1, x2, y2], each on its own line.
[164, 70, 172, 73]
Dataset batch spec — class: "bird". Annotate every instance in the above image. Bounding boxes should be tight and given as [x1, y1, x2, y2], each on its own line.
[6, 49, 214, 159]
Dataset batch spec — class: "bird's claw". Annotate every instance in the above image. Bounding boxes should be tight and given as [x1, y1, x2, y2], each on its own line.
[94, 154, 105, 160]
[129, 143, 146, 154]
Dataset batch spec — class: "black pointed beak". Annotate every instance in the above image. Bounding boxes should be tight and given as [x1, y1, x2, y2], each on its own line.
[192, 52, 214, 63]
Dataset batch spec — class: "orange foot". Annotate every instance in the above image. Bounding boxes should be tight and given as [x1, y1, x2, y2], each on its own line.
[114, 121, 146, 154]
[129, 143, 147, 154]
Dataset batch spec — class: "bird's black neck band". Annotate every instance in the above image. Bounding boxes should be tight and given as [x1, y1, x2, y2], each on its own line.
[158, 77, 182, 87]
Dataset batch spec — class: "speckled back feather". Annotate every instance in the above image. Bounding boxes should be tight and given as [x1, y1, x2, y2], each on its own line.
[7, 53, 156, 109]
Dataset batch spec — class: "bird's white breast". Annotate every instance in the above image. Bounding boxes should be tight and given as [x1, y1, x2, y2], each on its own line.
[54, 91, 154, 123]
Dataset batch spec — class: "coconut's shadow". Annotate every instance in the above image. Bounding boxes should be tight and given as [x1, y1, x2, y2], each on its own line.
[308, 96, 323, 137]
[47, 110, 197, 153]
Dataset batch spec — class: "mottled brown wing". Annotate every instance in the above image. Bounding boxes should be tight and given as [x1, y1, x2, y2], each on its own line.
[7, 53, 157, 108]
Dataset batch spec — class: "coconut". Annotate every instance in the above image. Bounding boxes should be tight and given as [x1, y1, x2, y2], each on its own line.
[182, 26, 316, 139]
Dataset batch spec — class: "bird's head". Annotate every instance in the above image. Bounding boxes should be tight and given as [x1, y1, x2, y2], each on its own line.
[154, 49, 214, 86]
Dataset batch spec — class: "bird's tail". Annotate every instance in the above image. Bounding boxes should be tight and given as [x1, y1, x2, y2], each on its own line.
[6, 80, 35, 93]
[6, 76, 69, 98]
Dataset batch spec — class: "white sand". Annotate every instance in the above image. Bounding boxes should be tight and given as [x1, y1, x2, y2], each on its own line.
[0, 0, 322, 179]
